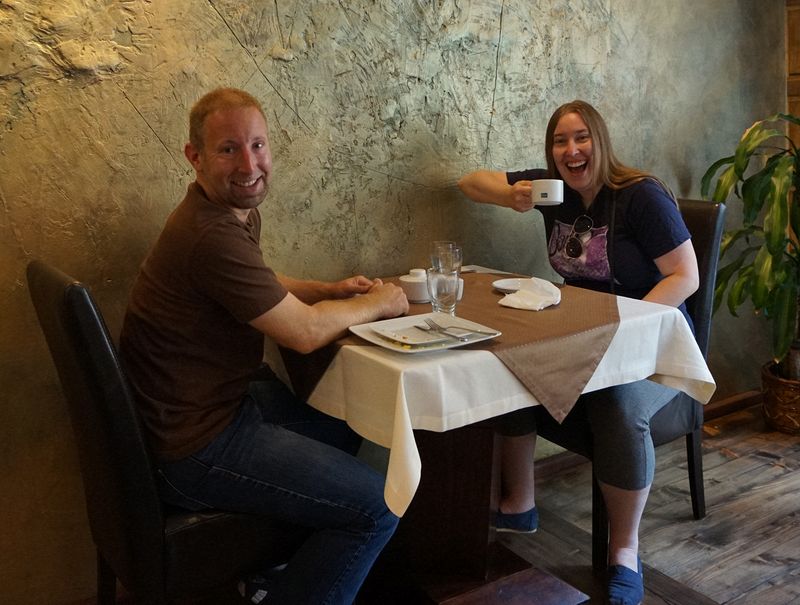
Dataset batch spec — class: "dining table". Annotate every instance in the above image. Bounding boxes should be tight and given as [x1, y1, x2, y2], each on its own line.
[279, 267, 716, 604]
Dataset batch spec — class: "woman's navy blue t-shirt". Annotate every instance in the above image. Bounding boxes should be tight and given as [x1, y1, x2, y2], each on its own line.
[507, 169, 693, 329]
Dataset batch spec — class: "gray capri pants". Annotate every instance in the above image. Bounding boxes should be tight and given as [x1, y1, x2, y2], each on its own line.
[497, 379, 680, 490]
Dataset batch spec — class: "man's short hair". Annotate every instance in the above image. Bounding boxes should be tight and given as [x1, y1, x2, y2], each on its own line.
[188, 88, 267, 151]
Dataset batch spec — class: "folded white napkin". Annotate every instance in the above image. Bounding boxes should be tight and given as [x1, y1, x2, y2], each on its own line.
[498, 278, 561, 311]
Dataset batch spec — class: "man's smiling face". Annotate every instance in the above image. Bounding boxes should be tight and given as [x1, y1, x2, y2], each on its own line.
[186, 105, 273, 221]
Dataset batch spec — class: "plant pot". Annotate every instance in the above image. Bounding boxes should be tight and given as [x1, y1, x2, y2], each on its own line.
[761, 361, 800, 434]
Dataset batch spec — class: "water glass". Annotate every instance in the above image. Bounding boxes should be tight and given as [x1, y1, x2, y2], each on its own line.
[426, 267, 459, 315]
[431, 241, 462, 273]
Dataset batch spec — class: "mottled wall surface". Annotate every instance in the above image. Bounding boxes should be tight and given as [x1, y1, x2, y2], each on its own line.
[0, 1, 784, 602]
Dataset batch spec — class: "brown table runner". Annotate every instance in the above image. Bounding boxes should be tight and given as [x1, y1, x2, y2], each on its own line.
[453, 272, 620, 422]
[280, 272, 620, 422]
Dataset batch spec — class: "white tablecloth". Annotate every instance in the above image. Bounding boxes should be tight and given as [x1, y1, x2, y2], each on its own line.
[305, 296, 716, 516]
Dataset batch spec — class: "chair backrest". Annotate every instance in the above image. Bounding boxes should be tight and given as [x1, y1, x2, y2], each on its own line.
[677, 199, 726, 358]
[27, 260, 165, 594]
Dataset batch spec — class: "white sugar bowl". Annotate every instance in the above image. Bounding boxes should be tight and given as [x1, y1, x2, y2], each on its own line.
[399, 268, 429, 303]
[399, 268, 463, 303]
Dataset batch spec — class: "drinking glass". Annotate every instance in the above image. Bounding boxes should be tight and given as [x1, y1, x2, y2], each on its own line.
[431, 241, 462, 273]
[426, 267, 459, 315]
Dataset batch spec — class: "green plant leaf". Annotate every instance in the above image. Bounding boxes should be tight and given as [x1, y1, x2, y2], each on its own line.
[716, 249, 750, 284]
[763, 155, 795, 255]
[734, 121, 783, 178]
[712, 278, 730, 315]
[769, 282, 798, 362]
[711, 165, 740, 203]
[791, 181, 800, 243]
[751, 246, 774, 309]
[713, 247, 758, 313]
[726, 265, 753, 316]
[777, 112, 800, 128]
[763, 198, 788, 257]
[770, 153, 796, 197]
[740, 154, 787, 225]
[700, 155, 733, 199]
[718, 228, 760, 260]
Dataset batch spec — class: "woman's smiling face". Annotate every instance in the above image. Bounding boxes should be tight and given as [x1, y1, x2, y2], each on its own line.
[551, 112, 600, 205]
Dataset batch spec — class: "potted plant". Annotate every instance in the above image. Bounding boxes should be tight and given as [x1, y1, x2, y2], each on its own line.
[701, 112, 800, 433]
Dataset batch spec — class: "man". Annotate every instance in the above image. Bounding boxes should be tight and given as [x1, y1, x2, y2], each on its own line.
[120, 87, 408, 604]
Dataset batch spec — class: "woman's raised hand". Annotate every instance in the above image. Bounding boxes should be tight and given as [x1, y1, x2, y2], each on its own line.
[508, 180, 534, 212]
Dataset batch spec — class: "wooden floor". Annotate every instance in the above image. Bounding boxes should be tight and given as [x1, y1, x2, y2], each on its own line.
[500, 405, 800, 604]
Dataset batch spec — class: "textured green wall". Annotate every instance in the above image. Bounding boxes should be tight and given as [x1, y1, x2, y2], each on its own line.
[0, 1, 784, 602]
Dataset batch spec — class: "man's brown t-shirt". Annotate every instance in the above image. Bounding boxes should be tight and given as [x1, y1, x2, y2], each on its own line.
[120, 183, 288, 461]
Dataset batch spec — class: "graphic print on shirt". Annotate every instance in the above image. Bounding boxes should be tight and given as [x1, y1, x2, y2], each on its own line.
[548, 218, 612, 281]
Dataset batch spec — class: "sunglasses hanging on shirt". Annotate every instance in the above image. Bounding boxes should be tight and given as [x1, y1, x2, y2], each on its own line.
[565, 215, 593, 258]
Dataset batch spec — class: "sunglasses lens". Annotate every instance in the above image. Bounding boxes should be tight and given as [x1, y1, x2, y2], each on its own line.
[564, 215, 592, 258]
[574, 216, 593, 233]
[565, 237, 583, 258]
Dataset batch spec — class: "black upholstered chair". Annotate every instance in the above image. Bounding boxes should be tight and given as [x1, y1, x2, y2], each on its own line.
[536, 199, 726, 572]
[27, 260, 308, 604]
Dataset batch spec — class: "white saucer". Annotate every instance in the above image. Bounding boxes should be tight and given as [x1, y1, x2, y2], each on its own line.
[492, 278, 529, 294]
[492, 277, 558, 294]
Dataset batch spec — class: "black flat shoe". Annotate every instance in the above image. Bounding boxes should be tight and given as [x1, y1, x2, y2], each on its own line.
[492, 506, 538, 534]
[607, 556, 643, 605]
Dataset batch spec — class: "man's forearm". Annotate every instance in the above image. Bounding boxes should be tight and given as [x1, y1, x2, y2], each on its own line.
[276, 273, 330, 304]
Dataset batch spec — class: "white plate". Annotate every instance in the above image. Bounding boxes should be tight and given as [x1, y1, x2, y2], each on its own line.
[492, 277, 555, 294]
[349, 312, 501, 354]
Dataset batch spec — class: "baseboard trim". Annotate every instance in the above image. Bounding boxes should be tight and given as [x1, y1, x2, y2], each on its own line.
[536, 450, 588, 481]
[703, 390, 761, 421]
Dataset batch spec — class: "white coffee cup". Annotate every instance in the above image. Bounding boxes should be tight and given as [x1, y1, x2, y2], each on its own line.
[531, 179, 564, 206]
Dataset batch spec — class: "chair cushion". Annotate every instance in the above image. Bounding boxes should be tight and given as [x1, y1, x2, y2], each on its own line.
[163, 508, 310, 598]
[650, 393, 703, 446]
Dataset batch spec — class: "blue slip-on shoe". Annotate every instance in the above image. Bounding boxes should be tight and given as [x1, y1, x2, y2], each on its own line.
[238, 574, 270, 605]
[492, 506, 538, 534]
[238, 563, 288, 604]
[607, 556, 643, 605]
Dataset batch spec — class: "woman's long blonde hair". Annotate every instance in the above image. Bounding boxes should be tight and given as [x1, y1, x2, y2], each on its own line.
[544, 100, 675, 201]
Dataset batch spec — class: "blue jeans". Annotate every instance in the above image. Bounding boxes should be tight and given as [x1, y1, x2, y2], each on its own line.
[156, 378, 398, 604]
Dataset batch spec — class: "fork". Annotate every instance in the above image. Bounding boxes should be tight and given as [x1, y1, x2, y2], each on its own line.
[418, 319, 469, 341]
[425, 317, 500, 338]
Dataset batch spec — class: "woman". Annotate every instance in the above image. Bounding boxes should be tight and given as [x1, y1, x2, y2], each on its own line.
[458, 100, 698, 605]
